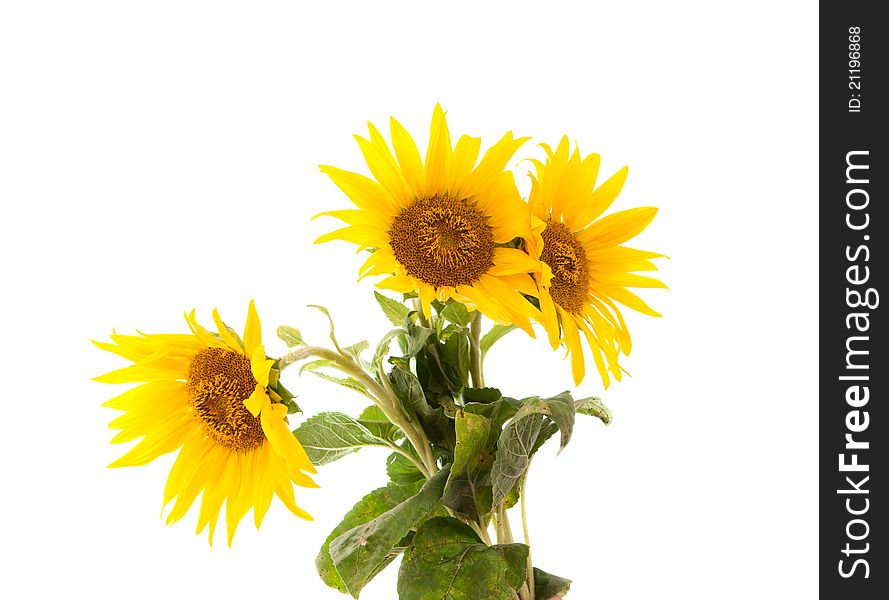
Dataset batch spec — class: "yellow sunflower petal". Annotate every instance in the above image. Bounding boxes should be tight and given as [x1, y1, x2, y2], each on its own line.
[212, 308, 243, 353]
[166, 439, 222, 525]
[578, 206, 657, 249]
[253, 443, 275, 528]
[319, 165, 400, 214]
[313, 224, 388, 249]
[243, 300, 262, 355]
[108, 411, 193, 468]
[463, 132, 529, 198]
[261, 403, 317, 474]
[376, 274, 417, 293]
[488, 248, 542, 277]
[450, 134, 481, 192]
[272, 454, 313, 521]
[244, 385, 270, 418]
[250, 346, 273, 388]
[390, 116, 424, 196]
[574, 166, 629, 228]
[560, 309, 586, 386]
[424, 104, 452, 196]
[355, 133, 411, 207]
[185, 310, 226, 348]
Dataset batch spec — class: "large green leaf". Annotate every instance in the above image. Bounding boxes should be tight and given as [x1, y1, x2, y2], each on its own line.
[292, 412, 394, 465]
[374, 291, 411, 326]
[489, 393, 577, 508]
[490, 411, 545, 509]
[329, 466, 451, 598]
[442, 411, 496, 519]
[534, 567, 572, 599]
[398, 517, 529, 600]
[316, 480, 425, 593]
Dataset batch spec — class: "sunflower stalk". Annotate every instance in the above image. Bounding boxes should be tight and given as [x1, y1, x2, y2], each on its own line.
[278, 345, 437, 476]
[469, 310, 485, 388]
[521, 469, 536, 600]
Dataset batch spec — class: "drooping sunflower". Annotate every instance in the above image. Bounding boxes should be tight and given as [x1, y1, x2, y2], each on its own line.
[95, 301, 316, 546]
[527, 137, 665, 387]
[316, 105, 542, 334]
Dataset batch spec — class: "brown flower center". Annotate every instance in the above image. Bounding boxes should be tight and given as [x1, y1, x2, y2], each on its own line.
[389, 195, 494, 288]
[186, 347, 265, 452]
[540, 222, 589, 314]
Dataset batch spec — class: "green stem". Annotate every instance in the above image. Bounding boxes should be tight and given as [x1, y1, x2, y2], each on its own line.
[387, 442, 430, 479]
[279, 345, 437, 476]
[521, 470, 535, 600]
[475, 517, 492, 545]
[469, 311, 484, 388]
[414, 298, 430, 328]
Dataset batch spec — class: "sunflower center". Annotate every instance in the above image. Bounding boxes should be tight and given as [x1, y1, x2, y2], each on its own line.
[389, 195, 494, 288]
[540, 221, 589, 314]
[186, 347, 265, 452]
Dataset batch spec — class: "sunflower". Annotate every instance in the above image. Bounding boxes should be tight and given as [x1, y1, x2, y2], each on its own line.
[316, 105, 542, 334]
[95, 301, 317, 546]
[526, 138, 665, 387]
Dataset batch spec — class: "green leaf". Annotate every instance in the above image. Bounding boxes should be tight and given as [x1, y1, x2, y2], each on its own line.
[389, 365, 454, 451]
[534, 567, 572, 598]
[576, 396, 613, 425]
[356, 405, 401, 441]
[308, 304, 345, 350]
[464, 397, 520, 428]
[293, 412, 395, 465]
[490, 411, 545, 510]
[441, 331, 470, 387]
[329, 466, 451, 598]
[373, 328, 407, 372]
[299, 358, 334, 375]
[441, 301, 473, 327]
[387, 440, 425, 485]
[463, 387, 502, 405]
[304, 370, 373, 400]
[489, 393, 577, 508]
[316, 480, 426, 593]
[358, 405, 389, 422]
[343, 340, 369, 358]
[388, 365, 427, 421]
[374, 291, 411, 326]
[442, 411, 496, 519]
[276, 325, 304, 347]
[398, 517, 529, 600]
[510, 393, 576, 451]
[480, 324, 517, 359]
[404, 323, 435, 358]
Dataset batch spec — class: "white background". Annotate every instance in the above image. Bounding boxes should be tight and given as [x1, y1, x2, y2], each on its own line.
[0, 1, 818, 598]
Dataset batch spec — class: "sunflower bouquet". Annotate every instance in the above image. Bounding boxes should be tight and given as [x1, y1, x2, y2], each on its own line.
[95, 105, 663, 600]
